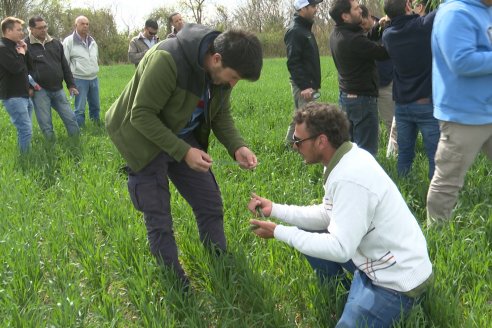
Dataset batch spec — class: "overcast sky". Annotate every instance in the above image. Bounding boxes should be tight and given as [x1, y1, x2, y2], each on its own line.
[69, 0, 241, 31]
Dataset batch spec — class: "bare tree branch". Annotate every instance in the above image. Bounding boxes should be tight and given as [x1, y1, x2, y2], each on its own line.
[180, 0, 206, 24]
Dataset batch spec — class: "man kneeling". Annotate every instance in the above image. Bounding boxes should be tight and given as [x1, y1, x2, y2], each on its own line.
[248, 103, 433, 327]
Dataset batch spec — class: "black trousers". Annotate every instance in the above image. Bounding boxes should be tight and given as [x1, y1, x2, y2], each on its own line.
[127, 135, 225, 281]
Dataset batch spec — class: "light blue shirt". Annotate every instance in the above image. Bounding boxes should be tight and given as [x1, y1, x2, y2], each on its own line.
[140, 32, 157, 49]
[431, 0, 492, 124]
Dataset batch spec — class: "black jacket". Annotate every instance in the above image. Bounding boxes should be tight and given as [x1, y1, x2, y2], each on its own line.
[329, 23, 389, 97]
[284, 14, 321, 90]
[25, 35, 75, 92]
[0, 37, 31, 99]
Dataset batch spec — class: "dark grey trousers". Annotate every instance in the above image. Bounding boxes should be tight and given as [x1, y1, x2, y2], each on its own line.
[127, 135, 225, 282]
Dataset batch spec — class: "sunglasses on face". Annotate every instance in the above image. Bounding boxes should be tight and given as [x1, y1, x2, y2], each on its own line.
[292, 134, 319, 147]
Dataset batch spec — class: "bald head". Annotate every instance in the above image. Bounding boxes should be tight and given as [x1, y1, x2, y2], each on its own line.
[75, 16, 90, 38]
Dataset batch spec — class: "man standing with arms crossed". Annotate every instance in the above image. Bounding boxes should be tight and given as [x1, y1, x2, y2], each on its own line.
[427, 0, 492, 224]
[26, 16, 80, 140]
[284, 0, 323, 146]
[106, 24, 263, 289]
[63, 16, 100, 127]
[0, 17, 34, 153]
[329, 0, 389, 156]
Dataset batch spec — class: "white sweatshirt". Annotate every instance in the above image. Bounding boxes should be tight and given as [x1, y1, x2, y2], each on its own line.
[272, 145, 432, 293]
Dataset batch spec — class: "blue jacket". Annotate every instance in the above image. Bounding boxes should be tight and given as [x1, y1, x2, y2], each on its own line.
[382, 11, 436, 104]
[432, 0, 492, 124]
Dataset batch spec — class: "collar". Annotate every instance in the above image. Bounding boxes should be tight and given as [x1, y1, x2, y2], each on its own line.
[73, 31, 93, 45]
[294, 13, 314, 30]
[138, 32, 158, 41]
[29, 33, 53, 45]
[0, 37, 17, 47]
[336, 22, 364, 32]
[197, 31, 220, 68]
[390, 14, 420, 27]
[323, 141, 353, 184]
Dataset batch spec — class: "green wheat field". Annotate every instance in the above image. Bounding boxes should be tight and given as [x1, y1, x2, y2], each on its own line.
[1, 58, 491, 327]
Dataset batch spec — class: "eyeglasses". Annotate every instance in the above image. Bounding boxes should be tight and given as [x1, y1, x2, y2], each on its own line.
[34, 25, 48, 30]
[292, 134, 319, 147]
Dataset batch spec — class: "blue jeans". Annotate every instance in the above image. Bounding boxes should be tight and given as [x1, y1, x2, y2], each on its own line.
[74, 77, 100, 126]
[2, 97, 33, 152]
[304, 254, 356, 290]
[32, 89, 80, 139]
[395, 102, 440, 179]
[305, 255, 415, 326]
[337, 270, 415, 327]
[339, 92, 379, 156]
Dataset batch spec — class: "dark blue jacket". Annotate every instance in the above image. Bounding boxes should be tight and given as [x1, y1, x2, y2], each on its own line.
[366, 17, 393, 88]
[382, 11, 436, 104]
[377, 59, 393, 87]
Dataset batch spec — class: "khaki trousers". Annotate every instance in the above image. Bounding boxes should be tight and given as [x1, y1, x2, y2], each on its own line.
[426, 121, 492, 224]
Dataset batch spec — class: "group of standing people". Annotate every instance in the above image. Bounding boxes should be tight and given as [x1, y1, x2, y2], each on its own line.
[283, 0, 491, 224]
[0, 14, 101, 152]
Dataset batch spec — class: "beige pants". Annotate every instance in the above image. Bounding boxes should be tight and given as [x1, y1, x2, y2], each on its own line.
[285, 81, 312, 144]
[426, 121, 492, 224]
[378, 83, 398, 157]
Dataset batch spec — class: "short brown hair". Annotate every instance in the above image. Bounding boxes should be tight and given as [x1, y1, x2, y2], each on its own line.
[294, 103, 350, 149]
[1, 16, 24, 34]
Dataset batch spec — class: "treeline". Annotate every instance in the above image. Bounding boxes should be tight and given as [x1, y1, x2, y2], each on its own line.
[2, 0, 438, 64]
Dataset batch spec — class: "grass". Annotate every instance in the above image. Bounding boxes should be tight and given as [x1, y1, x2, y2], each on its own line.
[0, 57, 490, 327]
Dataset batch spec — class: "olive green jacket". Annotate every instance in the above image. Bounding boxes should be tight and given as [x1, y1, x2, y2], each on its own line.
[105, 24, 246, 172]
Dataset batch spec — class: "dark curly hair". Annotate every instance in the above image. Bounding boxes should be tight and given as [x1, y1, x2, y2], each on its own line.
[293, 103, 350, 149]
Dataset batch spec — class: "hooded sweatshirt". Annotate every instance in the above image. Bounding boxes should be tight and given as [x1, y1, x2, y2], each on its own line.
[105, 24, 246, 172]
[431, 0, 492, 124]
[382, 11, 437, 104]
